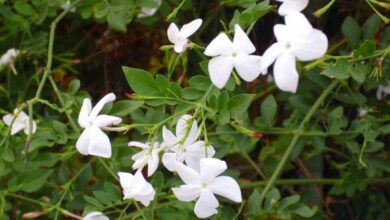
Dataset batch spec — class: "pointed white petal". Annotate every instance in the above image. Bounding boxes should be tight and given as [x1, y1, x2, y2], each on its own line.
[175, 161, 201, 185]
[76, 128, 91, 155]
[2, 114, 13, 126]
[88, 126, 112, 158]
[233, 24, 255, 54]
[135, 188, 155, 206]
[162, 152, 178, 172]
[284, 12, 313, 39]
[200, 158, 227, 183]
[209, 176, 242, 202]
[204, 33, 233, 56]
[94, 115, 122, 127]
[147, 149, 159, 177]
[23, 119, 37, 135]
[261, 42, 284, 72]
[208, 56, 234, 89]
[291, 29, 328, 61]
[78, 98, 92, 127]
[194, 189, 219, 218]
[167, 23, 180, 44]
[89, 93, 116, 119]
[162, 126, 178, 148]
[235, 54, 263, 82]
[273, 52, 299, 93]
[118, 172, 134, 189]
[173, 39, 189, 53]
[273, 24, 290, 43]
[278, 0, 309, 16]
[180, 19, 203, 38]
[83, 211, 110, 220]
[128, 141, 150, 149]
[172, 185, 201, 202]
[176, 115, 198, 146]
[11, 122, 25, 135]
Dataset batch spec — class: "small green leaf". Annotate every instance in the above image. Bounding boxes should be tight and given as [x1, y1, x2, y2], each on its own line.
[260, 95, 277, 126]
[107, 12, 127, 32]
[290, 204, 318, 218]
[111, 100, 144, 116]
[248, 189, 261, 213]
[123, 66, 161, 96]
[363, 14, 381, 40]
[320, 59, 350, 79]
[278, 195, 300, 210]
[228, 94, 253, 120]
[341, 16, 361, 47]
[67, 79, 80, 95]
[264, 188, 281, 210]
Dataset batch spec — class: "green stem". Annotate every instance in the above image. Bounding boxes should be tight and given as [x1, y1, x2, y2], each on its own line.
[241, 151, 266, 179]
[258, 80, 339, 203]
[241, 177, 390, 188]
[48, 76, 78, 131]
[27, 0, 82, 161]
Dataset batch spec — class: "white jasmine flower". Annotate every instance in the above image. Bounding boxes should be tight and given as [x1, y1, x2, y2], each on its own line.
[172, 158, 242, 218]
[76, 93, 122, 158]
[83, 211, 109, 220]
[128, 141, 161, 177]
[118, 171, 156, 206]
[204, 24, 264, 89]
[275, 0, 309, 16]
[0, 48, 20, 75]
[376, 81, 390, 100]
[60, 0, 76, 12]
[261, 12, 328, 93]
[162, 114, 215, 172]
[138, 0, 161, 18]
[167, 19, 203, 53]
[3, 109, 37, 135]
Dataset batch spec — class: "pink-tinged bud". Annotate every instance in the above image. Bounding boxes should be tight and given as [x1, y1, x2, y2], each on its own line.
[252, 132, 263, 139]
[22, 211, 45, 218]
[125, 93, 137, 99]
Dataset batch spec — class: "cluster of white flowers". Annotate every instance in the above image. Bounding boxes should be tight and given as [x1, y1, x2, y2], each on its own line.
[120, 114, 241, 218]
[167, 0, 328, 93]
[2, 1, 374, 219]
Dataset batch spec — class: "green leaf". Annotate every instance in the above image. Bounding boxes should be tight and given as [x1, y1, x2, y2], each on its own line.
[228, 94, 253, 120]
[188, 75, 212, 91]
[111, 100, 144, 116]
[350, 63, 369, 84]
[84, 195, 103, 208]
[1, 149, 14, 162]
[278, 195, 300, 210]
[67, 79, 80, 95]
[363, 14, 381, 40]
[260, 95, 277, 126]
[290, 204, 318, 218]
[248, 189, 261, 213]
[20, 170, 53, 193]
[264, 188, 281, 210]
[107, 12, 127, 32]
[320, 59, 350, 79]
[341, 16, 361, 47]
[14, 2, 36, 16]
[123, 66, 161, 96]
[354, 40, 376, 57]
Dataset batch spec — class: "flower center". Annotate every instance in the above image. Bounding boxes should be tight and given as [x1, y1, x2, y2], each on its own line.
[201, 183, 208, 188]
[231, 52, 237, 58]
[285, 42, 292, 50]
